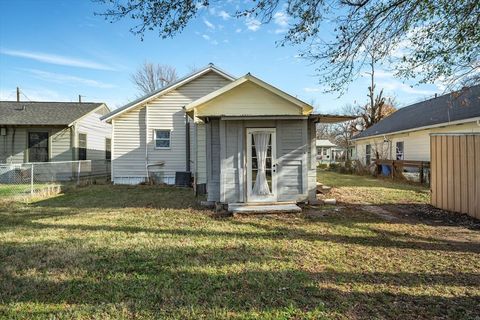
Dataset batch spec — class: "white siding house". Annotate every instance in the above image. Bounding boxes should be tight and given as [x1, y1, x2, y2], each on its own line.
[102, 64, 234, 186]
[353, 85, 480, 165]
[0, 102, 111, 164]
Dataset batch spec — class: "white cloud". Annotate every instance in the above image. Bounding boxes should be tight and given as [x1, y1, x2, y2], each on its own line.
[304, 87, 323, 93]
[273, 12, 289, 27]
[201, 34, 218, 45]
[218, 10, 230, 20]
[377, 79, 436, 96]
[26, 69, 115, 89]
[203, 19, 215, 29]
[0, 49, 115, 71]
[235, 28, 242, 33]
[245, 17, 261, 31]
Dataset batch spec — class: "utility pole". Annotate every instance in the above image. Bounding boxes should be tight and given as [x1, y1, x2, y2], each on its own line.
[78, 95, 82, 103]
[16, 87, 20, 102]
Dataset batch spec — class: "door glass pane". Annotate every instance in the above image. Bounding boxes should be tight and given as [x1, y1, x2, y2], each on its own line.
[250, 131, 273, 195]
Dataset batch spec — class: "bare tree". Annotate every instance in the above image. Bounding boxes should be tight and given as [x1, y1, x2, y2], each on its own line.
[329, 104, 357, 161]
[354, 49, 397, 131]
[97, 0, 480, 93]
[131, 62, 178, 95]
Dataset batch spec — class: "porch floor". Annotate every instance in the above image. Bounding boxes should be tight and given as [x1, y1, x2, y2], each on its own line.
[228, 203, 302, 214]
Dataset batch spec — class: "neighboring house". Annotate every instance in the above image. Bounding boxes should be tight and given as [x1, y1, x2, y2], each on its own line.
[352, 85, 480, 165]
[104, 64, 352, 209]
[0, 101, 111, 163]
[316, 139, 345, 163]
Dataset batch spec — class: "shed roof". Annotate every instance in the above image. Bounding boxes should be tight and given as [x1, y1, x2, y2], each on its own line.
[0, 101, 105, 126]
[353, 85, 480, 140]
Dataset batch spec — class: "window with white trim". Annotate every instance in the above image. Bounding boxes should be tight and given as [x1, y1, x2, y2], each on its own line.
[396, 141, 404, 160]
[154, 130, 171, 149]
[365, 144, 371, 165]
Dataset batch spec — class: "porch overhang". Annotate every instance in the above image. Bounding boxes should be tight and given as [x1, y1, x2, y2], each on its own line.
[309, 114, 357, 123]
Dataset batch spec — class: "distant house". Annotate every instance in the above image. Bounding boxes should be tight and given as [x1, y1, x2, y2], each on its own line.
[0, 101, 111, 164]
[352, 85, 480, 165]
[316, 139, 344, 163]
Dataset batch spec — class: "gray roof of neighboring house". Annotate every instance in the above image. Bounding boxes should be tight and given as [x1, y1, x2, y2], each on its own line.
[0, 101, 104, 126]
[353, 85, 480, 140]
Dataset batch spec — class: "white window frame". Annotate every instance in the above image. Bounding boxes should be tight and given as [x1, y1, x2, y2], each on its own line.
[154, 129, 171, 150]
[365, 144, 371, 165]
[396, 141, 404, 160]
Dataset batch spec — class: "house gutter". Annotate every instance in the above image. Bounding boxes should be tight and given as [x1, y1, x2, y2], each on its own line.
[352, 117, 480, 142]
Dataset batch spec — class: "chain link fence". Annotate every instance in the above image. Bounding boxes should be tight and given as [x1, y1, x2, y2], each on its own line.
[0, 160, 111, 199]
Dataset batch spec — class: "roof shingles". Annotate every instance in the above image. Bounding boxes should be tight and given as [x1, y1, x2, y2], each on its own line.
[0, 101, 103, 126]
[353, 85, 480, 140]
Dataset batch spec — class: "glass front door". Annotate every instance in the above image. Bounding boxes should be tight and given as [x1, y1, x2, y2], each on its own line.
[246, 128, 277, 203]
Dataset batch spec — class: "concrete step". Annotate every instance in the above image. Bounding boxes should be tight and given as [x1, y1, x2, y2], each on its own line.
[228, 203, 302, 214]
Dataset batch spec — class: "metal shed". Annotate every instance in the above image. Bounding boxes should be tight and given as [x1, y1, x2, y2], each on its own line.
[430, 133, 480, 219]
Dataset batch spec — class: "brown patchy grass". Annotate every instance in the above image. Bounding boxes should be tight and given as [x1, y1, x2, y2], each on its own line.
[0, 184, 479, 319]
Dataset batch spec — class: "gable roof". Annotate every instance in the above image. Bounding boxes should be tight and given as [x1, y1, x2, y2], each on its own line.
[0, 101, 106, 126]
[101, 63, 235, 122]
[353, 85, 480, 140]
[185, 73, 314, 116]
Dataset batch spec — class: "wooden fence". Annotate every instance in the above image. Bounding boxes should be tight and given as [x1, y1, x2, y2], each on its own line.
[431, 134, 480, 219]
[375, 159, 430, 184]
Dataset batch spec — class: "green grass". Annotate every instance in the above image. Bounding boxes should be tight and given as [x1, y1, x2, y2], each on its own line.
[0, 184, 59, 198]
[0, 185, 479, 319]
[318, 170, 430, 204]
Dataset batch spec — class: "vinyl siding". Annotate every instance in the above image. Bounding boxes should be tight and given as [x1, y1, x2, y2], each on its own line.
[206, 119, 221, 201]
[196, 81, 304, 117]
[75, 106, 112, 160]
[196, 122, 207, 184]
[112, 71, 231, 184]
[208, 119, 309, 203]
[0, 126, 72, 163]
[0, 127, 27, 163]
[354, 121, 480, 164]
[50, 127, 72, 161]
[276, 120, 307, 202]
[112, 107, 147, 182]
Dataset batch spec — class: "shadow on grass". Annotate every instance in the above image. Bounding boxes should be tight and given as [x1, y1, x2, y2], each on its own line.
[3, 215, 479, 254]
[1, 241, 479, 319]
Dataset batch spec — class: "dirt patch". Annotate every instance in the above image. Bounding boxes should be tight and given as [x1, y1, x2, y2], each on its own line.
[382, 204, 480, 230]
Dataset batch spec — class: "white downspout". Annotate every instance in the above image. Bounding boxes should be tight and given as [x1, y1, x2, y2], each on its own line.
[145, 105, 149, 183]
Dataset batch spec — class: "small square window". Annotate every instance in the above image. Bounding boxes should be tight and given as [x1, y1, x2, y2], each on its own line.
[154, 130, 171, 149]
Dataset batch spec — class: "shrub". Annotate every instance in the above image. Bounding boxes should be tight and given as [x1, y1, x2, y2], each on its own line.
[317, 163, 328, 170]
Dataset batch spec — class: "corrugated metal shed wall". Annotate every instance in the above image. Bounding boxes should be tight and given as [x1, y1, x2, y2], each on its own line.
[430, 134, 480, 219]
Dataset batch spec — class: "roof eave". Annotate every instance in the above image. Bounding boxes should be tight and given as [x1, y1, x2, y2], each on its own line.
[101, 64, 236, 122]
[352, 116, 480, 141]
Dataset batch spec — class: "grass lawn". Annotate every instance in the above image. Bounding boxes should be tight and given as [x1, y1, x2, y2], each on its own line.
[0, 184, 479, 319]
[318, 170, 430, 204]
[0, 184, 59, 198]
